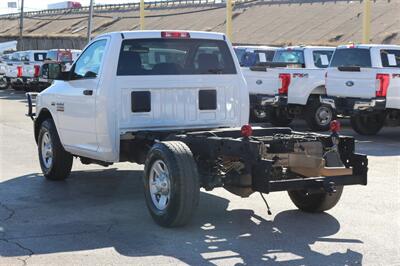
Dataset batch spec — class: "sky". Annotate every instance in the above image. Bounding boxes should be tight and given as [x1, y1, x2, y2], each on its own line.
[0, 0, 134, 14]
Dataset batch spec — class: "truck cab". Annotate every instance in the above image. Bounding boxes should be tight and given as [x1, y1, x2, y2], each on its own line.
[36, 31, 249, 162]
[325, 44, 400, 135]
[245, 46, 335, 131]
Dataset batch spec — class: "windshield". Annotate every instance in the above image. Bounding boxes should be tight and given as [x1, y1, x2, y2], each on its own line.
[330, 48, 372, 68]
[117, 38, 236, 75]
[273, 50, 305, 65]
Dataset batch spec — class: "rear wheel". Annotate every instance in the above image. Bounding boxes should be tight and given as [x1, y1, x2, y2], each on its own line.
[350, 111, 385, 135]
[305, 101, 336, 131]
[144, 141, 200, 227]
[38, 119, 73, 180]
[0, 78, 8, 89]
[269, 108, 293, 127]
[250, 108, 268, 123]
[288, 186, 343, 212]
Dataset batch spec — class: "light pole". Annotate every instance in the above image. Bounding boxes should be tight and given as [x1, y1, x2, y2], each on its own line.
[19, 0, 24, 50]
[87, 0, 94, 42]
[140, 0, 145, 30]
[362, 0, 371, 43]
[226, 0, 233, 41]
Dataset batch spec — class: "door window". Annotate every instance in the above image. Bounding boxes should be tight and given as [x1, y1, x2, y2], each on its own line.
[313, 50, 334, 68]
[380, 49, 400, 68]
[72, 39, 107, 79]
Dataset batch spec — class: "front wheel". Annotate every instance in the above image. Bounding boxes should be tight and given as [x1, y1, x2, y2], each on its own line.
[304, 101, 336, 131]
[350, 112, 385, 135]
[38, 119, 73, 180]
[288, 186, 343, 212]
[144, 141, 200, 227]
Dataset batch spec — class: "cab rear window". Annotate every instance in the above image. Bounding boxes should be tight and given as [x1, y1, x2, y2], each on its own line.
[117, 39, 236, 75]
[330, 48, 372, 68]
[313, 50, 333, 68]
[380, 49, 400, 68]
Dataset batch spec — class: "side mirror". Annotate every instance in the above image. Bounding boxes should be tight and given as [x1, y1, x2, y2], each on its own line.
[42, 63, 69, 80]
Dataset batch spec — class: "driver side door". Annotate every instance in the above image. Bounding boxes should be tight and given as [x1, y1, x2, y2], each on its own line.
[56, 39, 107, 156]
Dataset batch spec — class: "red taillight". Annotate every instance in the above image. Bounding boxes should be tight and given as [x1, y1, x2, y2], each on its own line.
[34, 65, 40, 78]
[17, 66, 22, 77]
[161, 31, 190, 38]
[278, 73, 291, 95]
[330, 120, 341, 133]
[376, 73, 390, 97]
[241, 124, 253, 138]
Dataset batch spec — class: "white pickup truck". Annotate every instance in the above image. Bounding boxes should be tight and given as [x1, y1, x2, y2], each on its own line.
[4, 51, 26, 90]
[325, 44, 400, 135]
[0, 54, 12, 89]
[21, 50, 48, 91]
[26, 31, 367, 227]
[244, 46, 335, 131]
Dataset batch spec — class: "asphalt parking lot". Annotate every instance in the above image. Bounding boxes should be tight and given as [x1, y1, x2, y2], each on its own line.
[0, 89, 399, 266]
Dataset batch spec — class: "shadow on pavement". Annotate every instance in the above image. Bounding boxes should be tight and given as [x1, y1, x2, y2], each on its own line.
[0, 168, 363, 265]
[0, 89, 28, 103]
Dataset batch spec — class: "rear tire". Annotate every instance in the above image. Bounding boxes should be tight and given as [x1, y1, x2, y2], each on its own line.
[0, 78, 8, 89]
[288, 186, 343, 212]
[38, 119, 73, 181]
[269, 108, 293, 127]
[350, 111, 385, 135]
[304, 100, 336, 131]
[144, 141, 200, 227]
[250, 108, 268, 123]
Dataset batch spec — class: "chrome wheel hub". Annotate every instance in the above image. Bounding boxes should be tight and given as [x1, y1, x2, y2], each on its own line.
[41, 131, 53, 169]
[315, 106, 332, 126]
[149, 160, 171, 211]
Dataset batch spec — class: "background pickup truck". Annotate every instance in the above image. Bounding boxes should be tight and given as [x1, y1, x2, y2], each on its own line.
[27, 31, 367, 227]
[0, 54, 12, 89]
[325, 44, 400, 135]
[244, 46, 335, 131]
[20, 50, 48, 91]
[4, 51, 26, 90]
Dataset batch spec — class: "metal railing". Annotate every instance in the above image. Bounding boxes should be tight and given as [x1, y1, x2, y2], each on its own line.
[0, 0, 382, 19]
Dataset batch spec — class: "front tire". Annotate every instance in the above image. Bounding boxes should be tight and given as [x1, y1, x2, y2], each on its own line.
[38, 119, 73, 180]
[304, 101, 336, 131]
[288, 186, 343, 212]
[350, 111, 385, 135]
[144, 141, 200, 227]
